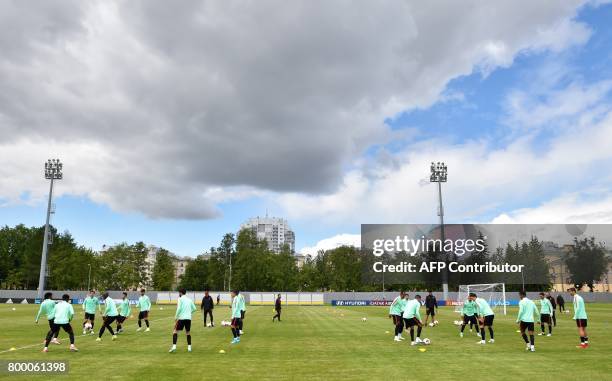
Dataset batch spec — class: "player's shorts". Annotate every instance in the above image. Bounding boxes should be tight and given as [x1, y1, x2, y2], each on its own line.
[482, 315, 494, 326]
[426, 307, 435, 316]
[175, 319, 192, 331]
[84, 312, 95, 321]
[463, 314, 477, 325]
[403, 317, 419, 327]
[391, 314, 403, 326]
[541, 313, 551, 324]
[51, 323, 74, 335]
[48, 318, 55, 329]
[575, 319, 587, 328]
[103, 316, 117, 325]
[138, 311, 149, 320]
[231, 317, 242, 327]
[240, 310, 245, 319]
[519, 321, 535, 331]
[117, 315, 127, 324]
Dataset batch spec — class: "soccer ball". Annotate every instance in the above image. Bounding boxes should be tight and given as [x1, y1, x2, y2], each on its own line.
[362, 317, 367, 322]
[433, 320, 439, 326]
[428, 322, 434, 327]
[206, 323, 212, 327]
[423, 338, 431, 345]
[84, 323, 92, 330]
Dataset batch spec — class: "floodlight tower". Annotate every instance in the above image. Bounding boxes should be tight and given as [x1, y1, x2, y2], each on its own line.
[37, 159, 63, 299]
[430, 162, 448, 300]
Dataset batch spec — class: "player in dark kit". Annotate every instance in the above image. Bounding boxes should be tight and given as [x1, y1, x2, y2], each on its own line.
[556, 294, 566, 313]
[273, 294, 282, 322]
[424, 290, 437, 325]
[201, 289, 215, 327]
[546, 293, 557, 326]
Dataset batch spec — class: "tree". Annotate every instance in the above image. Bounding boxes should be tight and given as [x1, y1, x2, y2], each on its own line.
[47, 231, 97, 290]
[233, 228, 273, 291]
[179, 256, 209, 291]
[326, 246, 362, 291]
[565, 237, 608, 292]
[131, 242, 150, 288]
[206, 248, 227, 291]
[460, 230, 491, 285]
[97, 244, 129, 290]
[218, 234, 235, 290]
[269, 244, 298, 291]
[152, 249, 175, 291]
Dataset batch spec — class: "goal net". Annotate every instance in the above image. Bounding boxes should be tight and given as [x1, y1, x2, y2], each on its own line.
[455, 283, 507, 315]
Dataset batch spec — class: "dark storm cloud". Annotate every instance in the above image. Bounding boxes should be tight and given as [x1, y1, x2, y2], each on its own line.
[0, 0, 590, 218]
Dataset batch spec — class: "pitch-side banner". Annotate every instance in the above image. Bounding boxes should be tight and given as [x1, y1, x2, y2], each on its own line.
[360, 224, 611, 286]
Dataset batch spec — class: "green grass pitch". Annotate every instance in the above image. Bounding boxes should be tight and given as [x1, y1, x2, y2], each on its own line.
[0, 303, 610, 380]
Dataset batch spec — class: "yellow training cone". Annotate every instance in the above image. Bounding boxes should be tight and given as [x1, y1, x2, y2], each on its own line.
[9, 347, 16, 351]
[418, 348, 426, 352]
[219, 349, 226, 354]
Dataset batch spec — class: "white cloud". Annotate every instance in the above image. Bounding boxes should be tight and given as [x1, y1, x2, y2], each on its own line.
[300, 233, 361, 256]
[278, 80, 612, 226]
[492, 192, 612, 223]
[504, 80, 612, 129]
[0, 0, 595, 219]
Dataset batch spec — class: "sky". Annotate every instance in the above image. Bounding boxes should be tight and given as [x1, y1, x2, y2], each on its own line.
[2, 1, 612, 257]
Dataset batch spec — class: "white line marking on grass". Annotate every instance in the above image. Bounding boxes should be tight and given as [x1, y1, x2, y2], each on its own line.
[0, 315, 174, 354]
[1, 305, 267, 354]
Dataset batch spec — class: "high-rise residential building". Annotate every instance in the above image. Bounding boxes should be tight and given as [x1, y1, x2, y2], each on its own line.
[240, 216, 295, 253]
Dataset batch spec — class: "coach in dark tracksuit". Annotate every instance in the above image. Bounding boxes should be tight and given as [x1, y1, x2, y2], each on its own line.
[273, 294, 282, 322]
[556, 294, 566, 313]
[424, 291, 437, 325]
[201, 290, 215, 327]
[546, 294, 557, 326]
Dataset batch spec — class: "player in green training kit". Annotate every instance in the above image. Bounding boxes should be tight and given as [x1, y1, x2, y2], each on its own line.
[459, 297, 479, 337]
[470, 293, 495, 344]
[136, 288, 151, 332]
[36, 292, 61, 345]
[230, 290, 243, 344]
[517, 290, 540, 352]
[538, 292, 553, 336]
[82, 290, 99, 335]
[569, 287, 589, 348]
[389, 291, 406, 342]
[116, 292, 131, 333]
[170, 289, 197, 353]
[402, 295, 423, 346]
[97, 292, 118, 342]
[43, 294, 78, 352]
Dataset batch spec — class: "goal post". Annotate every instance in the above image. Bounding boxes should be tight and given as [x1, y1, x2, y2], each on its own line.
[455, 283, 507, 315]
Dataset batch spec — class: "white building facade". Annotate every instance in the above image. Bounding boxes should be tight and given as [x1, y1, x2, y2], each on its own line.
[240, 216, 295, 253]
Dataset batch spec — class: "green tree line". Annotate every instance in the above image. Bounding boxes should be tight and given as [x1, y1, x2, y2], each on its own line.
[1, 224, 608, 292]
